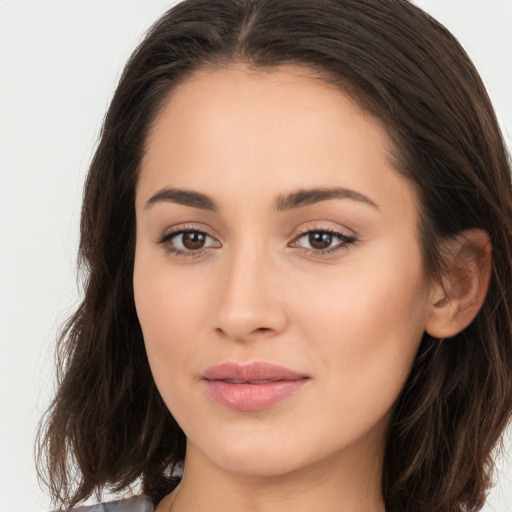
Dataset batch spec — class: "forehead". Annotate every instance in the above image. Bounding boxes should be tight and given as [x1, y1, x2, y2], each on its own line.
[138, 64, 416, 222]
[146, 63, 387, 154]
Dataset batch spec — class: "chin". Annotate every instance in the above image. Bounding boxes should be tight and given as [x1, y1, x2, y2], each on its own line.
[188, 429, 313, 477]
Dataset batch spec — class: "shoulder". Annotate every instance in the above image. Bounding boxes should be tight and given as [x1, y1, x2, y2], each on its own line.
[52, 495, 154, 512]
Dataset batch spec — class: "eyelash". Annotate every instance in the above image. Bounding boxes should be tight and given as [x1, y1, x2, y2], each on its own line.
[156, 224, 357, 259]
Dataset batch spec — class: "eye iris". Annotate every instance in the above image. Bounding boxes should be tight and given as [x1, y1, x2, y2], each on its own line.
[309, 231, 332, 250]
[182, 231, 205, 250]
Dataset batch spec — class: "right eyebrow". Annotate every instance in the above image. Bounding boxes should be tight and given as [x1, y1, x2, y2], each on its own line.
[144, 187, 219, 212]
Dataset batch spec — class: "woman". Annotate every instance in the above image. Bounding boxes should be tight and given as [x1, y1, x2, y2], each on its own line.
[37, 1, 512, 511]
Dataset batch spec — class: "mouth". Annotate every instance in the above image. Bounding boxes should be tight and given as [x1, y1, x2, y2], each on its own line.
[201, 362, 310, 412]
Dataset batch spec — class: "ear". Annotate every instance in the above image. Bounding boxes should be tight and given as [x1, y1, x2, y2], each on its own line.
[426, 229, 492, 339]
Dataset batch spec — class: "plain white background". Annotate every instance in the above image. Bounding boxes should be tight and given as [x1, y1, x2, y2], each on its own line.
[1, 1, 511, 511]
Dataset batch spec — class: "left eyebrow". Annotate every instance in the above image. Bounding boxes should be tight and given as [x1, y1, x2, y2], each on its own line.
[274, 187, 379, 211]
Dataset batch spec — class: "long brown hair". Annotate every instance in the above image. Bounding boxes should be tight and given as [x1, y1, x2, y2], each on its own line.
[37, 1, 512, 511]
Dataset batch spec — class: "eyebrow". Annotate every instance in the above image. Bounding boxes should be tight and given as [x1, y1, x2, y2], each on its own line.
[144, 186, 378, 212]
[274, 187, 378, 211]
[145, 187, 218, 211]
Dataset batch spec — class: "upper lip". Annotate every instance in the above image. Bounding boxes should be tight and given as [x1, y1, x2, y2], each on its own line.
[202, 362, 309, 382]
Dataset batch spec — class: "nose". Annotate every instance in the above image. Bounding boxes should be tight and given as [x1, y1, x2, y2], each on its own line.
[213, 241, 289, 342]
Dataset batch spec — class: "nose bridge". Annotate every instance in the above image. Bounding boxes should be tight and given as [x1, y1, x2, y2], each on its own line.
[214, 235, 287, 341]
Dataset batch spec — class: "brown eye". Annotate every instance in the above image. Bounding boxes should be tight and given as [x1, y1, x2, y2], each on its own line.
[308, 232, 333, 250]
[158, 228, 221, 257]
[292, 229, 356, 256]
[181, 231, 207, 250]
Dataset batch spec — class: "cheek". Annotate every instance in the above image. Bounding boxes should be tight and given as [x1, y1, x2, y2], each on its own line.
[135, 275, 203, 343]
[133, 250, 210, 388]
[299, 247, 428, 404]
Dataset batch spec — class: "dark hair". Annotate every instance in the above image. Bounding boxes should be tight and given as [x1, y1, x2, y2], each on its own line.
[37, 1, 512, 511]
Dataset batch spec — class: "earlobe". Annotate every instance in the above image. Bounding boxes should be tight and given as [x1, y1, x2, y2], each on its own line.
[425, 229, 492, 339]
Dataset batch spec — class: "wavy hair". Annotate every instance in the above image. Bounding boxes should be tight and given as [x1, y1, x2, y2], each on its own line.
[37, 1, 512, 511]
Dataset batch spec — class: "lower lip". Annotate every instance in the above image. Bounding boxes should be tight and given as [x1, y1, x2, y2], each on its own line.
[203, 379, 309, 411]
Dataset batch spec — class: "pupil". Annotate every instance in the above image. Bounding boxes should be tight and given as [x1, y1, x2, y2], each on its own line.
[183, 232, 205, 250]
[309, 232, 332, 249]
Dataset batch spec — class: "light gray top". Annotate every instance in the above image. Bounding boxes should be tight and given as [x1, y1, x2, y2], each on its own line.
[56, 495, 154, 512]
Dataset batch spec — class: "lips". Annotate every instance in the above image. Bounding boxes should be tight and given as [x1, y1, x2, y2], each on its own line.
[201, 362, 310, 411]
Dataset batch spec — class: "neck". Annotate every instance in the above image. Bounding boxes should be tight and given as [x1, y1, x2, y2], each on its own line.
[163, 440, 386, 512]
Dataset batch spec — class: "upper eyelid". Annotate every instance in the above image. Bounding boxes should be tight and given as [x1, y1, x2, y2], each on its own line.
[162, 219, 354, 234]
[160, 224, 351, 239]
[294, 223, 357, 241]
[159, 223, 216, 238]
[295, 224, 351, 236]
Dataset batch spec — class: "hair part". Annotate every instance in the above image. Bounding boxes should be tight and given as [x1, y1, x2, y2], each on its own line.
[37, 1, 512, 511]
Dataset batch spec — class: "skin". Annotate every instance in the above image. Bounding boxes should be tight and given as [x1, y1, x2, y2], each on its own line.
[133, 64, 439, 512]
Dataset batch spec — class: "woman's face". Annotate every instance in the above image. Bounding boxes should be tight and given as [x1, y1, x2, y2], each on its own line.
[134, 64, 431, 479]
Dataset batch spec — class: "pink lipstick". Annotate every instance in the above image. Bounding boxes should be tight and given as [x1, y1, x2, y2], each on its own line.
[202, 362, 309, 411]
